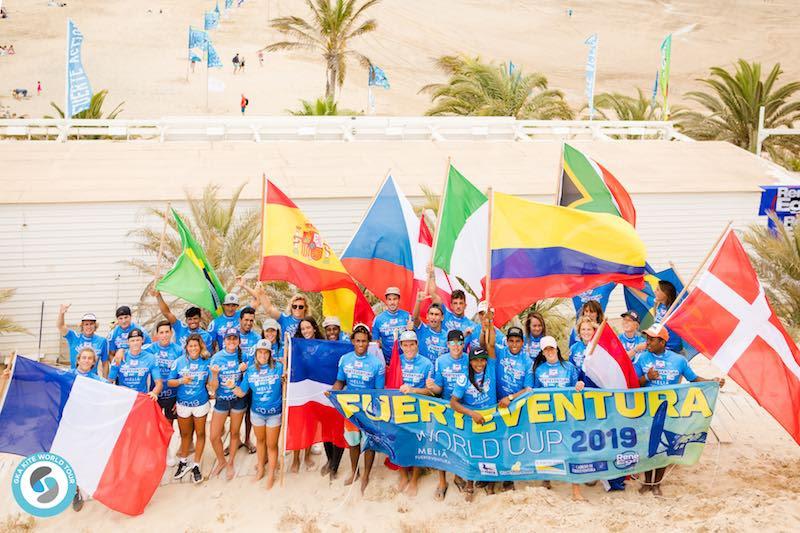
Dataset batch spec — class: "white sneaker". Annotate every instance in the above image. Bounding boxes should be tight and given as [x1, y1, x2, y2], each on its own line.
[310, 443, 323, 455]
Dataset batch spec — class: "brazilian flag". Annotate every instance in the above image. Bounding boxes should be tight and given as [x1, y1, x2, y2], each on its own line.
[156, 209, 226, 317]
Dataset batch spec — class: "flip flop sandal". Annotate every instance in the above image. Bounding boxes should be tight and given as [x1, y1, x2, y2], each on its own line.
[246, 444, 257, 454]
[453, 477, 467, 493]
[434, 484, 448, 501]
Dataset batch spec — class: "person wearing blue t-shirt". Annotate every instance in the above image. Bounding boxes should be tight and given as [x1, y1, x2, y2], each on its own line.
[531, 335, 586, 500]
[207, 293, 241, 351]
[568, 317, 598, 372]
[635, 324, 724, 496]
[524, 312, 547, 360]
[237, 306, 261, 361]
[329, 325, 385, 494]
[107, 305, 151, 357]
[261, 319, 284, 362]
[239, 277, 308, 339]
[208, 328, 249, 481]
[72, 347, 108, 383]
[154, 291, 214, 350]
[469, 301, 507, 353]
[425, 265, 477, 343]
[167, 333, 212, 484]
[142, 320, 183, 427]
[450, 347, 498, 502]
[618, 311, 646, 361]
[412, 294, 448, 362]
[371, 286, 411, 364]
[632, 280, 685, 353]
[57, 304, 109, 376]
[108, 328, 162, 398]
[323, 316, 351, 343]
[232, 339, 284, 490]
[567, 300, 604, 347]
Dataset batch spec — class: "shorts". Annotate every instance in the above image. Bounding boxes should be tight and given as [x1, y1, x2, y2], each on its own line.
[176, 402, 211, 418]
[250, 410, 281, 428]
[344, 419, 364, 447]
[158, 396, 177, 421]
[213, 396, 247, 413]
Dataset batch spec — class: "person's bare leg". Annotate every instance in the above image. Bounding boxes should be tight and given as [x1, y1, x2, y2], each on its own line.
[303, 446, 315, 470]
[209, 411, 228, 477]
[265, 426, 281, 489]
[406, 467, 421, 497]
[344, 446, 360, 486]
[226, 410, 245, 480]
[291, 450, 301, 473]
[243, 409, 256, 453]
[397, 467, 410, 492]
[253, 425, 266, 480]
[572, 483, 586, 501]
[434, 470, 448, 501]
[192, 416, 206, 466]
[360, 450, 375, 494]
[177, 416, 193, 460]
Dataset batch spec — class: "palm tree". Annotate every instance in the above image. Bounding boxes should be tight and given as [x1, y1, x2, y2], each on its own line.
[0, 288, 28, 335]
[264, 0, 380, 100]
[45, 89, 124, 119]
[742, 214, 800, 337]
[420, 55, 574, 119]
[288, 96, 358, 115]
[590, 88, 663, 121]
[673, 60, 800, 164]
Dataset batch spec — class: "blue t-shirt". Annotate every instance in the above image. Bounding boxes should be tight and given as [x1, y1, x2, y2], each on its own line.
[169, 356, 211, 407]
[142, 341, 182, 399]
[533, 361, 580, 388]
[649, 299, 684, 353]
[496, 346, 533, 398]
[172, 320, 214, 350]
[372, 309, 411, 363]
[400, 355, 433, 389]
[416, 323, 448, 363]
[209, 349, 245, 401]
[240, 362, 284, 415]
[452, 359, 498, 409]
[278, 313, 301, 338]
[569, 340, 589, 370]
[107, 324, 151, 354]
[238, 328, 262, 361]
[442, 306, 477, 343]
[634, 350, 697, 386]
[206, 314, 238, 350]
[618, 332, 645, 358]
[63, 331, 108, 372]
[336, 351, 386, 390]
[468, 324, 507, 353]
[433, 354, 469, 400]
[108, 350, 161, 393]
[524, 335, 544, 360]
[73, 368, 107, 383]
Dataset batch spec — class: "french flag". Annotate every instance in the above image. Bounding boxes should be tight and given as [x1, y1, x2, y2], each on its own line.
[582, 322, 640, 389]
[0, 356, 173, 516]
[286, 339, 352, 450]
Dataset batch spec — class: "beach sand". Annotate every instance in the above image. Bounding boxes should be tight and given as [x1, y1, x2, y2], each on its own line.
[1, 0, 799, 118]
[1, 358, 799, 532]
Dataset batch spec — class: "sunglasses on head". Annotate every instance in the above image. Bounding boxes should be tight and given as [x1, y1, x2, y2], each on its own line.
[292, 304, 305, 309]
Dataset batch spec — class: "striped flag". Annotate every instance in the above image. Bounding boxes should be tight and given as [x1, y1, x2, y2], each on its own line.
[583, 322, 640, 389]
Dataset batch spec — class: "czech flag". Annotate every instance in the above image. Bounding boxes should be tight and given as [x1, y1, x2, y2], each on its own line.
[260, 179, 373, 332]
[0, 356, 172, 516]
[285, 339, 351, 450]
[489, 192, 646, 326]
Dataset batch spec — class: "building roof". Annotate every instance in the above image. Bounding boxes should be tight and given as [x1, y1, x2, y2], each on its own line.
[1, 139, 796, 204]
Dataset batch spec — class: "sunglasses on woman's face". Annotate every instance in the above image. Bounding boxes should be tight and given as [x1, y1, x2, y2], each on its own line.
[292, 304, 305, 309]
[448, 340, 464, 346]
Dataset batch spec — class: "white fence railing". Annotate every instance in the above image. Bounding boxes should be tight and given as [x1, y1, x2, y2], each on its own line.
[0, 116, 692, 143]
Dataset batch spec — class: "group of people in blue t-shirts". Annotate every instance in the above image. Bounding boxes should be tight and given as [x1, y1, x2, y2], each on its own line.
[44, 272, 722, 511]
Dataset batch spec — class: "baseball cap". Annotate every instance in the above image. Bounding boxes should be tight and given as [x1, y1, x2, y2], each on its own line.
[447, 330, 465, 342]
[506, 326, 524, 339]
[322, 316, 341, 328]
[469, 347, 488, 360]
[643, 324, 669, 341]
[540, 336, 558, 350]
[223, 293, 240, 306]
[385, 286, 401, 297]
[477, 301, 489, 313]
[223, 327, 240, 338]
[262, 318, 280, 331]
[399, 330, 417, 342]
[255, 339, 272, 351]
[128, 328, 144, 339]
[115, 306, 131, 317]
[621, 310, 641, 323]
[81, 313, 97, 322]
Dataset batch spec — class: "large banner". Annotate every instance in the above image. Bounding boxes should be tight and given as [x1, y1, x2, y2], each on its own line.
[330, 382, 718, 482]
[759, 185, 800, 231]
[66, 19, 92, 118]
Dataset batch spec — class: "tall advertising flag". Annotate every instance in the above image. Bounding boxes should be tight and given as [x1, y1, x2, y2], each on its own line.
[584, 33, 598, 120]
[65, 19, 93, 118]
[660, 34, 672, 119]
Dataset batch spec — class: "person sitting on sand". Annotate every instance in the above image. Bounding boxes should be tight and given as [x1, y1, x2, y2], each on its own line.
[291, 318, 324, 473]
[327, 324, 385, 494]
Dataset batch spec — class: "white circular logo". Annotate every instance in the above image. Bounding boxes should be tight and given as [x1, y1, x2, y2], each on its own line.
[12, 453, 77, 517]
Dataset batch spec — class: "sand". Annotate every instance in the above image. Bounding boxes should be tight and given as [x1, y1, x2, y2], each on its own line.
[1, 0, 800, 119]
[0, 357, 799, 532]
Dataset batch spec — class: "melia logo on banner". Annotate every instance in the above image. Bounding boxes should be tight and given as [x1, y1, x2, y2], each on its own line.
[12, 452, 77, 517]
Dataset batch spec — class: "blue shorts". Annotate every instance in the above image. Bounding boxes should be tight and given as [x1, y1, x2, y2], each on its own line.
[213, 396, 247, 413]
[250, 410, 281, 428]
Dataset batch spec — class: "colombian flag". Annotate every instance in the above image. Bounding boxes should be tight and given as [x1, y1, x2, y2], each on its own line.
[489, 192, 646, 326]
[259, 180, 374, 332]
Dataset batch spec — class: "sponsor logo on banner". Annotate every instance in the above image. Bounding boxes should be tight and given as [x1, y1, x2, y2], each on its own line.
[535, 459, 567, 476]
[478, 462, 498, 476]
[614, 451, 640, 470]
[569, 461, 609, 475]
[12, 453, 77, 517]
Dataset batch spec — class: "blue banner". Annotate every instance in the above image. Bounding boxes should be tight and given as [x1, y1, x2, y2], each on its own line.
[584, 33, 598, 120]
[207, 41, 223, 68]
[188, 26, 208, 51]
[571, 282, 615, 317]
[759, 185, 800, 231]
[329, 382, 718, 482]
[204, 11, 219, 30]
[368, 65, 390, 89]
[66, 19, 93, 118]
[225, 0, 233, 9]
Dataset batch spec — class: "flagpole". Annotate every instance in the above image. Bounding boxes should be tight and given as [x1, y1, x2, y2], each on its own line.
[484, 187, 493, 313]
[64, 19, 70, 139]
[662, 221, 733, 323]
[205, 59, 210, 112]
[260, 173, 266, 260]
[585, 319, 608, 358]
[554, 142, 565, 205]
[153, 202, 172, 283]
[429, 156, 451, 268]
[186, 27, 191, 81]
[279, 331, 291, 487]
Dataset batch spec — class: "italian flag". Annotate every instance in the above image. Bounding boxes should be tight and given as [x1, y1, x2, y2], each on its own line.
[432, 165, 488, 300]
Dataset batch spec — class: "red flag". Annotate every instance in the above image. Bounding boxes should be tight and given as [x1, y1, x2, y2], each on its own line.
[583, 322, 640, 389]
[383, 334, 403, 469]
[667, 230, 800, 446]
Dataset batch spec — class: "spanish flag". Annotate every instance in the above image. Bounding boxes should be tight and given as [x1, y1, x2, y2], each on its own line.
[490, 192, 645, 326]
[259, 180, 374, 332]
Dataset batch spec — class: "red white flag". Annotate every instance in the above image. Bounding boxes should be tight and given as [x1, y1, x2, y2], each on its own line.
[667, 230, 800, 446]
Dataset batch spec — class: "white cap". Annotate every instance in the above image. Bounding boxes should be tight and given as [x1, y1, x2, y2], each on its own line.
[399, 330, 417, 342]
[540, 336, 558, 350]
[262, 318, 280, 331]
[223, 293, 240, 306]
[255, 339, 272, 351]
[385, 286, 401, 297]
[477, 301, 488, 313]
[81, 313, 97, 322]
[322, 316, 341, 328]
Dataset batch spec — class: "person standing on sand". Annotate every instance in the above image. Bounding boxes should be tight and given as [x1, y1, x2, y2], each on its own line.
[241, 94, 249, 115]
[258, 49, 264, 66]
[37, 81, 41, 95]
[240, 56, 246, 73]
[232, 52, 240, 74]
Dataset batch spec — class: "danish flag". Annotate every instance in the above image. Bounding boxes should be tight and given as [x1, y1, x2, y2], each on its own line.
[667, 229, 800, 445]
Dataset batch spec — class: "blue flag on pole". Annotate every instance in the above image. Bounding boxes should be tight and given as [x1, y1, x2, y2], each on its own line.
[188, 26, 208, 51]
[651, 69, 659, 109]
[508, 61, 516, 76]
[225, 0, 233, 9]
[368, 65, 390, 89]
[207, 41, 223, 68]
[584, 33, 598, 120]
[571, 282, 615, 317]
[204, 11, 219, 30]
[66, 19, 93, 118]
[214, 1, 220, 14]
